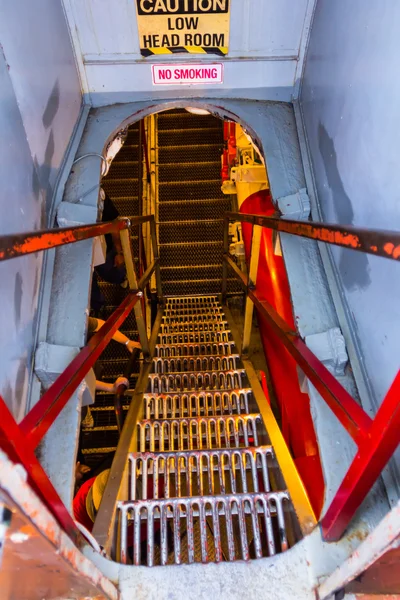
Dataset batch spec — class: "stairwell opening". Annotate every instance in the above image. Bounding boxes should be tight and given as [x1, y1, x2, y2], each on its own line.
[71, 103, 321, 567]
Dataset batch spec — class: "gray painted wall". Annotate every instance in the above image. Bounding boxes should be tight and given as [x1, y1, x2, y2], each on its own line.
[62, 0, 316, 105]
[301, 0, 400, 412]
[0, 1, 81, 420]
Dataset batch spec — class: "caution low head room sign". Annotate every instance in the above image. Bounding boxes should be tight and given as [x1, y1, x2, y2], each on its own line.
[135, 0, 230, 56]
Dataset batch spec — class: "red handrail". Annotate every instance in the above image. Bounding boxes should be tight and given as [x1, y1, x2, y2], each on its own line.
[0, 291, 140, 536]
[20, 292, 139, 448]
[225, 212, 400, 262]
[321, 370, 400, 540]
[223, 211, 400, 541]
[0, 218, 130, 261]
[0, 395, 80, 539]
[249, 290, 373, 444]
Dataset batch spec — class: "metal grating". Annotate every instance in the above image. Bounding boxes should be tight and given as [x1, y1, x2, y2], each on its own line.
[162, 306, 224, 317]
[78, 121, 142, 460]
[162, 313, 224, 324]
[115, 294, 296, 567]
[161, 266, 224, 285]
[108, 161, 139, 179]
[154, 342, 235, 357]
[159, 242, 224, 267]
[147, 370, 246, 393]
[108, 198, 140, 217]
[118, 491, 289, 565]
[165, 296, 219, 305]
[164, 279, 243, 297]
[102, 178, 138, 197]
[157, 114, 222, 130]
[114, 144, 139, 162]
[158, 128, 222, 146]
[159, 199, 230, 222]
[144, 389, 252, 419]
[158, 331, 231, 344]
[158, 144, 222, 163]
[159, 221, 224, 244]
[152, 355, 241, 373]
[129, 446, 275, 500]
[159, 181, 224, 202]
[137, 414, 263, 452]
[158, 162, 221, 182]
[159, 320, 229, 333]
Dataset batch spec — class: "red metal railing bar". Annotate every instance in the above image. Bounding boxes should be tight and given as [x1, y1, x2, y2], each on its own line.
[0, 215, 155, 262]
[321, 370, 400, 541]
[0, 218, 130, 261]
[223, 211, 400, 541]
[20, 292, 139, 449]
[0, 395, 80, 540]
[248, 289, 373, 443]
[226, 212, 400, 262]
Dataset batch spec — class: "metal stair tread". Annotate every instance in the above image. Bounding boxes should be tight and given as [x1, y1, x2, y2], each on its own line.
[159, 178, 222, 186]
[152, 355, 241, 373]
[158, 198, 228, 205]
[118, 491, 290, 565]
[143, 388, 252, 398]
[161, 264, 224, 270]
[158, 143, 221, 148]
[157, 127, 222, 133]
[154, 344, 233, 355]
[120, 490, 288, 512]
[138, 412, 260, 423]
[102, 177, 138, 183]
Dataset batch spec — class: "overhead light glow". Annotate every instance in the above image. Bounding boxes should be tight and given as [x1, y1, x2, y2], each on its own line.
[185, 107, 210, 115]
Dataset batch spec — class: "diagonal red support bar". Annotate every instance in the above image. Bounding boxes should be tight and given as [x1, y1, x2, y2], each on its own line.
[248, 287, 373, 443]
[0, 395, 79, 540]
[322, 370, 400, 541]
[20, 291, 139, 449]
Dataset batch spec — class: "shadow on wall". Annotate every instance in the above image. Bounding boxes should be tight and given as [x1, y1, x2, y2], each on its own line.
[35, 79, 61, 221]
[318, 122, 371, 291]
[0, 257, 42, 422]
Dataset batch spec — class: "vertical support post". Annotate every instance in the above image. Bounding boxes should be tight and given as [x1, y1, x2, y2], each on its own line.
[138, 119, 144, 278]
[242, 224, 262, 355]
[120, 228, 150, 358]
[222, 215, 229, 303]
[322, 370, 400, 541]
[149, 113, 158, 292]
[150, 217, 163, 305]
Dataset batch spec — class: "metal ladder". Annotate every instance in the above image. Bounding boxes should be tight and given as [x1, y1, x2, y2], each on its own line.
[117, 295, 298, 566]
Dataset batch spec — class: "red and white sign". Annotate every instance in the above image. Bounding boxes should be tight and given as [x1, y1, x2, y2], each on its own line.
[152, 63, 223, 85]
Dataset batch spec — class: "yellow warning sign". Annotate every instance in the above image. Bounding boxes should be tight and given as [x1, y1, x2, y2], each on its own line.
[135, 0, 230, 57]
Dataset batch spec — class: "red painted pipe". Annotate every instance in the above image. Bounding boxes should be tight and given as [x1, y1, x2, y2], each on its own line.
[240, 189, 325, 517]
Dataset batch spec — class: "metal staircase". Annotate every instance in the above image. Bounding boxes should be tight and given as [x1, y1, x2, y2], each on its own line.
[116, 295, 299, 566]
[157, 109, 240, 296]
[80, 124, 141, 468]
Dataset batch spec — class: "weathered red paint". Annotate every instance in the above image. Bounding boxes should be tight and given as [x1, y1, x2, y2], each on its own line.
[227, 211, 400, 262]
[322, 369, 400, 541]
[0, 218, 131, 261]
[240, 190, 325, 517]
[0, 290, 142, 541]
[0, 394, 80, 540]
[229, 200, 400, 539]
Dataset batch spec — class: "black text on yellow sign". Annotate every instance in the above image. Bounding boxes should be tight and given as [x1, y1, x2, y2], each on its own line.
[135, 0, 230, 57]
